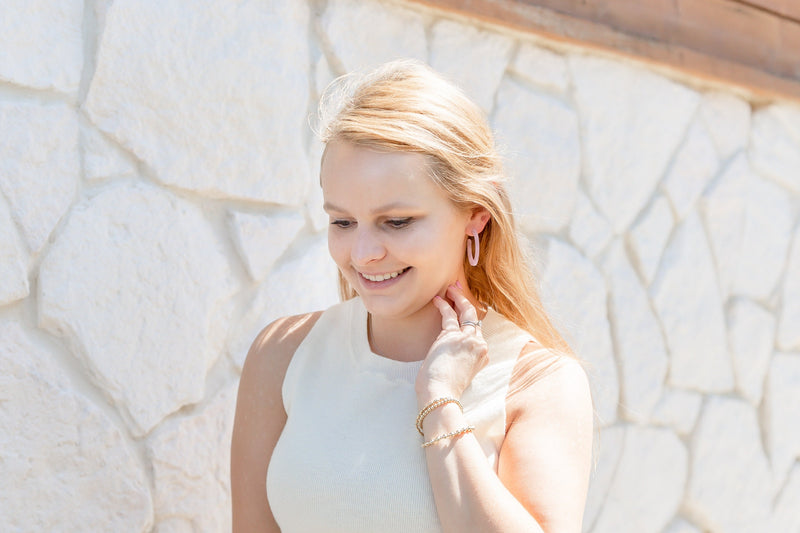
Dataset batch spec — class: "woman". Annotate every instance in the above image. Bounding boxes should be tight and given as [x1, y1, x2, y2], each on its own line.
[231, 60, 593, 532]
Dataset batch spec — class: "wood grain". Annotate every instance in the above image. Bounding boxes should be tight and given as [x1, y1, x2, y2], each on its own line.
[408, 0, 800, 102]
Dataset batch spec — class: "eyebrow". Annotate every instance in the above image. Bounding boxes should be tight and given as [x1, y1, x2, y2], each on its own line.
[322, 201, 418, 214]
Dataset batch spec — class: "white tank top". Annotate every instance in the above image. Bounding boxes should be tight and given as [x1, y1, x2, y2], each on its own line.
[267, 297, 533, 532]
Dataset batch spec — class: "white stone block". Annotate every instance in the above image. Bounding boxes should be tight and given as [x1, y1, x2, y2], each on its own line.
[727, 299, 775, 405]
[663, 518, 702, 533]
[510, 43, 569, 94]
[321, 0, 427, 72]
[698, 91, 751, 160]
[94, 0, 114, 40]
[592, 426, 686, 533]
[662, 119, 719, 220]
[732, 174, 795, 299]
[0, 102, 80, 254]
[39, 182, 237, 435]
[651, 213, 733, 392]
[764, 353, 800, 483]
[153, 518, 193, 533]
[86, 0, 311, 205]
[749, 103, 800, 194]
[778, 230, 800, 350]
[0, 195, 29, 304]
[228, 210, 305, 282]
[539, 238, 618, 424]
[772, 101, 800, 140]
[582, 425, 625, 531]
[82, 124, 137, 182]
[703, 154, 794, 300]
[601, 241, 667, 422]
[568, 191, 613, 259]
[649, 388, 702, 436]
[0, 0, 83, 95]
[701, 154, 748, 299]
[569, 55, 699, 232]
[771, 463, 800, 533]
[0, 320, 152, 531]
[493, 78, 580, 234]
[686, 396, 775, 533]
[315, 54, 338, 100]
[429, 19, 514, 113]
[147, 383, 237, 532]
[230, 234, 340, 368]
[628, 195, 674, 285]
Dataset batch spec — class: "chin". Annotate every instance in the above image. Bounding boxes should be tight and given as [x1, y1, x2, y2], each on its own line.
[359, 297, 406, 319]
[361, 293, 436, 320]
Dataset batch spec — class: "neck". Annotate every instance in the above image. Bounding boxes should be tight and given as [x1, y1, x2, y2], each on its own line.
[366, 289, 487, 363]
[368, 303, 441, 362]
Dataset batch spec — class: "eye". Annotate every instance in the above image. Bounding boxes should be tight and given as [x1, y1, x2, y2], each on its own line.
[386, 217, 413, 229]
[330, 219, 354, 229]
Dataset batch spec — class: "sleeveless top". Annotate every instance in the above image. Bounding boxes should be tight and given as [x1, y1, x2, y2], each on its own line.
[266, 297, 534, 532]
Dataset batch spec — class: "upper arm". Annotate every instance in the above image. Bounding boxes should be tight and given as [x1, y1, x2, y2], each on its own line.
[498, 348, 594, 533]
[230, 312, 322, 533]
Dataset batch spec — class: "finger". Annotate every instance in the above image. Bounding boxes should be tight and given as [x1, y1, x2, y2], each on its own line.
[432, 295, 460, 331]
[461, 322, 480, 332]
[446, 284, 479, 324]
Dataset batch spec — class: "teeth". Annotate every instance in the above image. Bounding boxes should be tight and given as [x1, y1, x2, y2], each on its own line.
[362, 268, 407, 282]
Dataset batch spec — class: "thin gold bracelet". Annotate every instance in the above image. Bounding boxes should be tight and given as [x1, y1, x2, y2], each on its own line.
[415, 397, 463, 436]
[421, 425, 476, 448]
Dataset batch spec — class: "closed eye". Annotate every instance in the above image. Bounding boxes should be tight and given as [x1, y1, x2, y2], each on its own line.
[330, 219, 354, 229]
[386, 218, 413, 229]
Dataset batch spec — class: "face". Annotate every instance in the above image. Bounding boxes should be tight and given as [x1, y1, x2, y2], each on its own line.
[321, 141, 474, 321]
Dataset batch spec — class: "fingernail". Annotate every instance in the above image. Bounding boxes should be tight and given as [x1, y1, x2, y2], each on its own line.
[456, 280, 462, 289]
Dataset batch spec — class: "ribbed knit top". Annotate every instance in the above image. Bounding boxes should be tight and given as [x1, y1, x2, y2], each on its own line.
[266, 297, 533, 532]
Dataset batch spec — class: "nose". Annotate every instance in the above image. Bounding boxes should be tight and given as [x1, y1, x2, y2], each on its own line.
[351, 227, 386, 266]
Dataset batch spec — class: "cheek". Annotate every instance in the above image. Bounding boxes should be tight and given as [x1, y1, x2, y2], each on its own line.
[404, 226, 465, 266]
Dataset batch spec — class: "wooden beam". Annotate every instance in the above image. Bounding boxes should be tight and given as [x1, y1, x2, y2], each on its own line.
[738, 0, 800, 23]
[407, 0, 800, 103]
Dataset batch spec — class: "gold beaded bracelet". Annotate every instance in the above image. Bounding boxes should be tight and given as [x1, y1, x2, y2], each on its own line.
[422, 425, 476, 448]
[415, 397, 463, 436]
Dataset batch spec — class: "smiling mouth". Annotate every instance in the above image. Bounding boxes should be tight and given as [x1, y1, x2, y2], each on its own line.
[359, 266, 412, 282]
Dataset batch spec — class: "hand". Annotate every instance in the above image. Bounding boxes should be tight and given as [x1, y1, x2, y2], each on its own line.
[415, 284, 489, 405]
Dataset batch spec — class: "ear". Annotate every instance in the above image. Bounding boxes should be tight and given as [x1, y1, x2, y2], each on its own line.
[467, 207, 491, 235]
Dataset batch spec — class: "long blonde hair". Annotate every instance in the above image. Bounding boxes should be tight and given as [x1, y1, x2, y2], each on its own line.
[318, 59, 570, 356]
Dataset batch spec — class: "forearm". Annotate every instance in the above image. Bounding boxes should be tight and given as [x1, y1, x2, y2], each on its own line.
[421, 404, 545, 533]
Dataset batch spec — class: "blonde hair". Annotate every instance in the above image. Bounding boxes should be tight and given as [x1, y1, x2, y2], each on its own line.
[318, 59, 570, 357]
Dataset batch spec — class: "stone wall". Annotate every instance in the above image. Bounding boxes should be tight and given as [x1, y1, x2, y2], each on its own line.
[1, 0, 799, 531]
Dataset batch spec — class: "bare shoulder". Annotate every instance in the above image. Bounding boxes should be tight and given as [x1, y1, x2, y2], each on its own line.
[234, 309, 323, 437]
[506, 342, 593, 428]
[242, 311, 324, 387]
[231, 311, 323, 532]
[233, 310, 323, 448]
[249, 311, 324, 361]
[498, 344, 593, 531]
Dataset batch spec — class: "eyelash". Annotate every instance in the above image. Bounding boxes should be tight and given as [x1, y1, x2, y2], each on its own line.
[330, 218, 413, 230]
[386, 217, 413, 229]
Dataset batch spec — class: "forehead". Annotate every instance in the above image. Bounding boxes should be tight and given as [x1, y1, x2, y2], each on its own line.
[321, 141, 448, 209]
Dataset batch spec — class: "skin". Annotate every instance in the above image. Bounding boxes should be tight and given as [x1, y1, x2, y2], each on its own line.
[231, 141, 593, 532]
